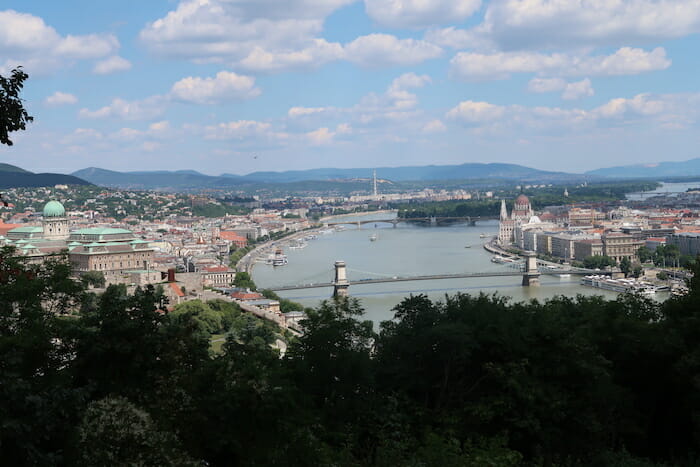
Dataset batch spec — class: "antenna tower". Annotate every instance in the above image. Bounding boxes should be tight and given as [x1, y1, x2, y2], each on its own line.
[373, 169, 378, 198]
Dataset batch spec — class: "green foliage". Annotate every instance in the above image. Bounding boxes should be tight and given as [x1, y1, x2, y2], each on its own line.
[620, 256, 632, 276]
[229, 245, 252, 268]
[80, 270, 106, 288]
[583, 254, 616, 269]
[638, 246, 654, 263]
[75, 396, 197, 466]
[233, 271, 256, 290]
[0, 68, 33, 146]
[261, 288, 304, 312]
[5, 248, 700, 464]
[657, 271, 669, 280]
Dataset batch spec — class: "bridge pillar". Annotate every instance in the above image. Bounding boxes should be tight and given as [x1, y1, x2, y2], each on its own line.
[392, 220, 397, 228]
[430, 216, 437, 226]
[522, 251, 540, 287]
[333, 260, 350, 297]
[357, 221, 361, 229]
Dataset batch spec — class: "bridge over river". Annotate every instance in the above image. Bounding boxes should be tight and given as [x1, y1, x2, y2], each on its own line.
[268, 265, 596, 292]
[324, 215, 500, 228]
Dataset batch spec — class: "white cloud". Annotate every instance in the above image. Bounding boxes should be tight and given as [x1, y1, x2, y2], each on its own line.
[345, 34, 442, 67]
[139, 0, 351, 64]
[79, 96, 168, 120]
[450, 47, 670, 81]
[424, 27, 480, 49]
[422, 119, 447, 133]
[528, 77, 567, 93]
[446, 100, 505, 123]
[93, 56, 132, 75]
[45, 91, 78, 106]
[306, 127, 334, 145]
[562, 79, 594, 100]
[171, 71, 261, 104]
[528, 77, 595, 100]
[365, 0, 481, 28]
[204, 120, 275, 140]
[0, 10, 118, 75]
[237, 39, 344, 72]
[474, 0, 700, 50]
[288, 106, 334, 118]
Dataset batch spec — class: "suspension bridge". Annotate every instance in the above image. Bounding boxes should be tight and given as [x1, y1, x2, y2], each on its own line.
[267, 257, 597, 293]
[323, 215, 500, 228]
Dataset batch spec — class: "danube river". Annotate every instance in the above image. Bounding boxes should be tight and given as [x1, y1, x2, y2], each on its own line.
[252, 213, 620, 325]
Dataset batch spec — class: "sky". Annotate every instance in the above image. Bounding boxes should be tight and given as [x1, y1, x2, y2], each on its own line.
[1, 0, 700, 176]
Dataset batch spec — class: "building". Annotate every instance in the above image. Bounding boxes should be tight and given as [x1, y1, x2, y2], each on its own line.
[573, 239, 605, 261]
[498, 194, 535, 246]
[5, 201, 155, 283]
[667, 232, 700, 256]
[201, 265, 236, 287]
[602, 233, 644, 263]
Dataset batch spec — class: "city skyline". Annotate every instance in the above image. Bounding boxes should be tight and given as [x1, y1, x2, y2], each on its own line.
[2, 0, 700, 175]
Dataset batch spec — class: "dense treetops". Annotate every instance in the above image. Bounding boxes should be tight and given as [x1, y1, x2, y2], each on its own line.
[2, 244, 700, 465]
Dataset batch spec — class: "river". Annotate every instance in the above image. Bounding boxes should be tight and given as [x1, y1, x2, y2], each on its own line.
[252, 213, 622, 326]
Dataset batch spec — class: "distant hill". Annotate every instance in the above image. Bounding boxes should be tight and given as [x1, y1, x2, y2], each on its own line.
[74, 162, 589, 190]
[587, 158, 700, 178]
[0, 163, 91, 189]
[72, 167, 247, 190]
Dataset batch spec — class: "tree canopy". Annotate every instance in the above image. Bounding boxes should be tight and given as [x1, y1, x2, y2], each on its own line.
[3, 244, 700, 465]
[0, 68, 33, 146]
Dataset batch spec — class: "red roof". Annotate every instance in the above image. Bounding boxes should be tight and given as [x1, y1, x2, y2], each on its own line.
[202, 266, 233, 273]
[169, 282, 185, 297]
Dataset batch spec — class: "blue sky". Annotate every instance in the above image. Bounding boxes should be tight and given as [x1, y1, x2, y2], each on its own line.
[1, 0, 700, 176]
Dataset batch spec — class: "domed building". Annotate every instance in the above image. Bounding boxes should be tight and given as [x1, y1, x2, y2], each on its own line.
[498, 194, 536, 246]
[42, 200, 70, 240]
[4, 199, 156, 285]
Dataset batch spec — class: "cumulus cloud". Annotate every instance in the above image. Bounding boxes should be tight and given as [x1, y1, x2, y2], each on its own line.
[561, 79, 595, 100]
[365, 0, 481, 29]
[139, 0, 350, 62]
[449, 47, 670, 81]
[345, 34, 442, 67]
[446, 100, 505, 124]
[204, 120, 275, 140]
[93, 56, 132, 75]
[528, 77, 595, 100]
[422, 119, 447, 133]
[306, 127, 335, 145]
[473, 0, 700, 50]
[79, 96, 168, 120]
[0, 10, 118, 74]
[237, 40, 344, 72]
[45, 91, 78, 106]
[170, 71, 261, 104]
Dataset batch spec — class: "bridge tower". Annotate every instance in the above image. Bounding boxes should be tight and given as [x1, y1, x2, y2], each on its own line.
[333, 260, 350, 297]
[522, 251, 540, 287]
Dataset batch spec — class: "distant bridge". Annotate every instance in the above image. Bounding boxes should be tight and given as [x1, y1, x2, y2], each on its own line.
[324, 216, 500, 228]
[268, 267, 594, 292]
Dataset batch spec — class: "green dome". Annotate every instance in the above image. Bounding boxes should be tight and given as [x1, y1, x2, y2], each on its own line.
[43, 200, 65, 217]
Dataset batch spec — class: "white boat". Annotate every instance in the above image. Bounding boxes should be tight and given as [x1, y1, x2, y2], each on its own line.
[557, 273, 571, 278]
[289, 241, 307, 250]
[268, 248, 288, 266]
[479, 233, 489, 238]
[581, 275, 656, 295]
[369, 233, 378, 242]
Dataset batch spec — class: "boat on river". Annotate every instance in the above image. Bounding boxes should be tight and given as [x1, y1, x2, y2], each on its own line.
[369, 233, 378, 242]
[266, 248, 288, 266]
[581, 275, 656, 295]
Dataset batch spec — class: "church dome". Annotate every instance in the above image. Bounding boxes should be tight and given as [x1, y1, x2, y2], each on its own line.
[515, 194, 530, 205]
[43, 200, 65, 217]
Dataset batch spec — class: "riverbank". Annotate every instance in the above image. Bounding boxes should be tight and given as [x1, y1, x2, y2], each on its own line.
[319, 209, 397, 223]
[236, 228, 323, 274]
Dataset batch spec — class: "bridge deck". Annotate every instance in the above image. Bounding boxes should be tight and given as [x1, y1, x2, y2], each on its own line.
[268, 269, 591, 291]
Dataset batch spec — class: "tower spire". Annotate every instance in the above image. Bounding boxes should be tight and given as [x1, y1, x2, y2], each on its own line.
[500, 199, 508, 220]
[373, 169, 378, 199]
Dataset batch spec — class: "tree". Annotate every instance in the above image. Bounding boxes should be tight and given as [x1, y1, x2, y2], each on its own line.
[638, 246, 654, 263]
[233, 271, 256, 290]
[1, 68, 33, 146]
[620, 257, 632, 277]
[80, 270, 106, 288]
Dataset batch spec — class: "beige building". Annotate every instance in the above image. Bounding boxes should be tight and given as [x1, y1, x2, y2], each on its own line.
[573, 239, 605, 261]
[602, 233, 644, 262]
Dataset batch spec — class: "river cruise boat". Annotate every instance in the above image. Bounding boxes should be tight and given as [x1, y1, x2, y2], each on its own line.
[369, 233, 378, 242]
[581, 275, 656, 295]
[289, 240, 307, 250]
[266, 248, 288, 266]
